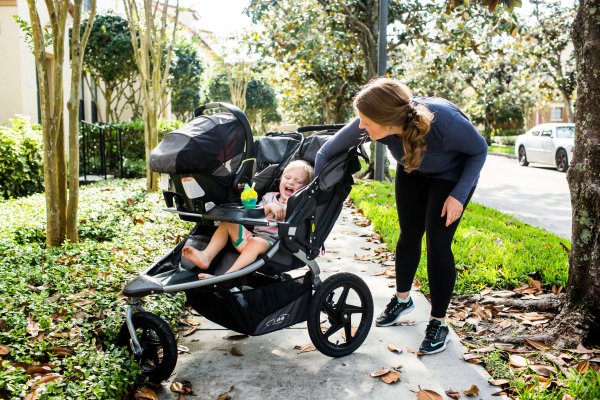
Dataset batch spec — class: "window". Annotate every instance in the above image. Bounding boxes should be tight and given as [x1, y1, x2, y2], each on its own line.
[551, 106, 563, 121]
[556, 126, 575, 139]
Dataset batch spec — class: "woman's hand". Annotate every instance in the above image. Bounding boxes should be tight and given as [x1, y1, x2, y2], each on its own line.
[441, 195, 464, 227]
[263, 203, 286, 220]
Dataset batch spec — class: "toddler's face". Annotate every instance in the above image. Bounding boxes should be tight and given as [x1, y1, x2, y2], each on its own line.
[279, 167, 308, 202]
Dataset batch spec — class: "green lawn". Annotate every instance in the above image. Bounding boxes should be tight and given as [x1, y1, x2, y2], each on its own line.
[489, 144, 515, 155]
[349, 179, 599, 400]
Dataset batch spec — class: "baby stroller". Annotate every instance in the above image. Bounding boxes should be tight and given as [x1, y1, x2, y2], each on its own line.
[118, 103, 374, 382]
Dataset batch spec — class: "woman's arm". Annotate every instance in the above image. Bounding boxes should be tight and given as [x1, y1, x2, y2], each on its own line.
[314, 118, 366, 175]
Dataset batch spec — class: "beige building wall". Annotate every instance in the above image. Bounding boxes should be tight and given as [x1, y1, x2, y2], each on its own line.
[0, 0, 38, 124]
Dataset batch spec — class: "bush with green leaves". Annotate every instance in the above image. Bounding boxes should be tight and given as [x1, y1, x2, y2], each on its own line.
[0, 116, 44, 199]
[0, 179, 192, 399]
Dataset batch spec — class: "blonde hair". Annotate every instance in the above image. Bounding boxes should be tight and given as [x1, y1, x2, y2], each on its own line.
[283, 160, 313, 184]
[353, 77, 433, 173]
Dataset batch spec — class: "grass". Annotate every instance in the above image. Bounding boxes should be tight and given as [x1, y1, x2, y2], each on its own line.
[349, 179, 570, 294]
[348, 178, 600, 400]
[0, 179, 192, 399]
[489, 144, 515, 155]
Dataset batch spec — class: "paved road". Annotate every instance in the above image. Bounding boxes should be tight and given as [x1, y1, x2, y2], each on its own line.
[472, 154, 572, 239]
[386, 149, 572, 239]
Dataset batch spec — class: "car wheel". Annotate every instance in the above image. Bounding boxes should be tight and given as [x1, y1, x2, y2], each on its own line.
[555, 149, 568, 172]
[518, 146, 529, 166]
[307, 273, 373, 357]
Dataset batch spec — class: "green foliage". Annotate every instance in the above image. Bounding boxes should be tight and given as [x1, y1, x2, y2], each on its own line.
[0, 116, 44, 199]
[349, 179, 570, 295]
[171, 40, 204, 121]
[0, 179, 191, 398]
[204, 71, 281, 133]
[12, 15, 52, 50]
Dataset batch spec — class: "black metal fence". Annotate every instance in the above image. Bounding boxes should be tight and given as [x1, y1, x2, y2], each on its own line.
[80, 122, 124, 180]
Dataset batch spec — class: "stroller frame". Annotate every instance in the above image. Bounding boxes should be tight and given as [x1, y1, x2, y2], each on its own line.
[118, 103, 374, 382]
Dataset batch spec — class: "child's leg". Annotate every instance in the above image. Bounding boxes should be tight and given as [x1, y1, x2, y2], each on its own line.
[182, 223, 231, 270]
[226, 237, 271, 274]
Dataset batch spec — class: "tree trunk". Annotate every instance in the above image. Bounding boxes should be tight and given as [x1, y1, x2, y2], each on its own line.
[556, 0, 600, 346]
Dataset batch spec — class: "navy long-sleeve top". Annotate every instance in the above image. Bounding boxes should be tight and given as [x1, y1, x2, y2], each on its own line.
[314, 97, 488, 204]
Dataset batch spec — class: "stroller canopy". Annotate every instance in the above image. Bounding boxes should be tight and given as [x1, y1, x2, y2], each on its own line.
[150, 113, 248, 177]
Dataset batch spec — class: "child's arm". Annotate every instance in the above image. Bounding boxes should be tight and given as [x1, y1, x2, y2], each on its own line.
[263, 203, 286, 221]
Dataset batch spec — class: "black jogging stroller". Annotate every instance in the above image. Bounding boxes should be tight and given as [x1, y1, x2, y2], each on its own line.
[118, 103, 374, 382]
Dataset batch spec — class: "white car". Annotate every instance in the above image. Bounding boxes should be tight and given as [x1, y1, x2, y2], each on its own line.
[515, 123, 575, 172]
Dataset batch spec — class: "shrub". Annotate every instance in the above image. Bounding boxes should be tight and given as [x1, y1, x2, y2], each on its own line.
[0, 116, 44, 199]
[491, 135, 517, 146]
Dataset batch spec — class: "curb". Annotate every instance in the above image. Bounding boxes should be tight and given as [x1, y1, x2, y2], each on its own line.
[489, 151, 517, 159]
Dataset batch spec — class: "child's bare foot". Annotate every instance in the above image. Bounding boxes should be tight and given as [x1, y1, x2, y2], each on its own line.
[197, 273, 213, 280]
[182, 246, 210, 270]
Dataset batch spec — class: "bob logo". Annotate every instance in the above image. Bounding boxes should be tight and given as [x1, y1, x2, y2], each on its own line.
[266, 313, 289, 327]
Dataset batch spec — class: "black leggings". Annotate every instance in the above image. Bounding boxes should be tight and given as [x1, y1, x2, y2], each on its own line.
[394, 169, 475, 318]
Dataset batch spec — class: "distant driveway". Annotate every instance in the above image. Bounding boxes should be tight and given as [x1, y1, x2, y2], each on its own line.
[472, 154, 572, 239]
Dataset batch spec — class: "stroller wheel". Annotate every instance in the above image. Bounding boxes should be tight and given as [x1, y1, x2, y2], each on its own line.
[308, 273, 373, 357]
[117, 311, 177, 382]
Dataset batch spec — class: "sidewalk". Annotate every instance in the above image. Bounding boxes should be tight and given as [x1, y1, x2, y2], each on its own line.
[156, 203, 503, 400]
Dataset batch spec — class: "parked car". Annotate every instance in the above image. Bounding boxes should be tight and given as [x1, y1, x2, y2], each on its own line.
[515, 123, 575, 172]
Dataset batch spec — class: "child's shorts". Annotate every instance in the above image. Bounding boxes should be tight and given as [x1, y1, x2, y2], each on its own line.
[232, 224, 276, 251]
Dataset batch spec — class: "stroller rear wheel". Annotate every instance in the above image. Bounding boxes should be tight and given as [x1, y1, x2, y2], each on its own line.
[117, 311, 177, 382]
[307, 273, 373, 357]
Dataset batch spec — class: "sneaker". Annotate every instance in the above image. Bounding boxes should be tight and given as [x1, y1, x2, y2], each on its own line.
[419, 319, 450, 354]
[375, 295, 415, 327]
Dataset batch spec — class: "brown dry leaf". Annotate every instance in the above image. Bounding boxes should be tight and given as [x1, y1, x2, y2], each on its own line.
[216, 396, 231, 400]
[47, 346, 72, 357]
[24, 389, 40, 400]
[498, 319, 512, 329]
[529, 364, 555, 377]
[561, 394, 574, 400]
[380, 371, 400, 384]
[488, 378, 510, 386]
[387, 282, 395, 287]
[31, 374, 62, 389]
[416, 389, 443, 400]
[341, 327, 358, 340]
[388, 343, 402, 353]
[170, 380, 193, 394]
[509, 354, 528, 368]
[413, 279, 421, 290]
[133, 216, 145, 224]
[527, 277, 542, 291]
[370, 368, 391, 377]
[576, 360, 590, 373]
[182, 326, 198, 337]
[0, 344, 10, 355]
[445, 388, 461, 399]
[463, 384, 480, 397]
[463, 353, 482, 364]
[525, 338, 549, 351]
[230, 346, 244, 356]
[354, 254, 371, 261]
[26, 365, 52, 375]
[133, 387, 159, 400]
[298, 343, 316, 354]
[480, 287, 492, 296]
[27, 316, 40, 336]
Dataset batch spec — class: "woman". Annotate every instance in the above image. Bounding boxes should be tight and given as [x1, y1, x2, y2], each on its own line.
[314, 77, 487, 355]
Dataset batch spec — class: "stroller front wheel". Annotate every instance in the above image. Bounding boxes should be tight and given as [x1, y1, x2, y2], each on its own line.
[307, 273, 373, 357]
[117, 311, 178, 382]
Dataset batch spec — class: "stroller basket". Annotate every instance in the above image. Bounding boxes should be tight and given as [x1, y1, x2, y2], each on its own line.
[186, 272, 311, 336]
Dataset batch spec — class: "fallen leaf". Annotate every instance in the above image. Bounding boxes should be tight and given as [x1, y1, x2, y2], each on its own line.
[463, 384, 480, 397]
[387, 343, 402, 353]
[298, 343, 316, 353]
[445, 388, 461, 399]
[370, 368, 391, 377]
[31, 374, 61, 389]
[561, 394, 574, 400]
[170, 380, 193, 394]
[0, 344, 10, 355]
[230, 346, 244, 356]
[576, 360, 589, 374]
[47, 346, 72, 357]
[488, 378, 510, 386]
[133, 387, 158, 400]
[26, 365, 52, 375]
[416, 389, 443, 400]
[525, 338, 549, 351]
[463, 353, 482, 364]
[182, 326, 198, 336]
[380, 371, 399, 384]
[509, 354, 528, 368]
[529, 364, 555, 377]
[177, 345, 190, 354]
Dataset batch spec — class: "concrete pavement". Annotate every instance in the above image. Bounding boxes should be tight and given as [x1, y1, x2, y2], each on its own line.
[155, 205, 503, 400]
